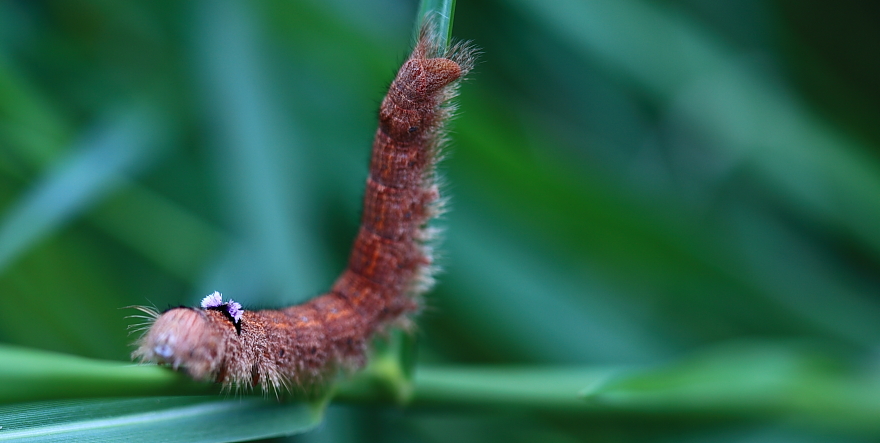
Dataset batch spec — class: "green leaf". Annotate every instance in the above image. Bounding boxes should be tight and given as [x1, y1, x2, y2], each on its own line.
[0, 108, 164, 273]
[192, 0, 332, 302]
[0, 345, 210, 404]
[0, 396, 322, 443]
[0, 345, 324, 441]
[508, 0, 880, 265]
[410, 366, 617, 411]
[584, 342, 880, 432]
[416, 0, 456, 49]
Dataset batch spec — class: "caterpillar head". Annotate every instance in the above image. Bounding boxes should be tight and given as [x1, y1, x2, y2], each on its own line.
[132, 307, 225, 381]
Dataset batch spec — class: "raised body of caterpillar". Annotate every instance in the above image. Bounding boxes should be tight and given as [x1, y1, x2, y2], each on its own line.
[132, 24, 475, 393]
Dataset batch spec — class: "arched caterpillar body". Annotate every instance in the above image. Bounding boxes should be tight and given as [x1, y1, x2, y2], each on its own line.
[132, 25, 475, 392]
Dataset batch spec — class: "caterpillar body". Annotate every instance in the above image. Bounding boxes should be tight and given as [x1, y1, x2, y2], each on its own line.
[132, 25, 475, 393]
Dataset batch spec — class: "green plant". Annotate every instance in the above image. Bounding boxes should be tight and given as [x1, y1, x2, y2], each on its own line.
[1, 0, 879, 441]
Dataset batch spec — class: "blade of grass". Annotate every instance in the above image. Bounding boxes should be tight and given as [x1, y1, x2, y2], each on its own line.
[508, 0, 880, 266]
[4, 342, 880, 434]
[448, 88, 880, 349]
[584, 342, 880, 433]
[89, 186, 225, 282]
[440, 215, 674, 364]
[0, 345, 210, 404]
[192, 0, 330, 303]
[416, 0, 456, 49]
[0, 396, 322, 443]
[0, 108, 165, 273]
[0, 53, 69, 171]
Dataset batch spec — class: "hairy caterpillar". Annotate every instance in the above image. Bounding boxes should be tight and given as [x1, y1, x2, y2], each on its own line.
[131, 24, 475, 393]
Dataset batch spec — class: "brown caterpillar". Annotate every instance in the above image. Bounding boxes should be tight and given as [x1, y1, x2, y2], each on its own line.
[131, 24, 475, 393]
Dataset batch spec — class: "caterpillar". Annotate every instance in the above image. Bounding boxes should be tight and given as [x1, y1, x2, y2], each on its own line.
[131, 23, 475, 393]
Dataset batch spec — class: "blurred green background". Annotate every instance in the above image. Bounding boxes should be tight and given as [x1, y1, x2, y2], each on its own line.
[2, 0, 880, 441]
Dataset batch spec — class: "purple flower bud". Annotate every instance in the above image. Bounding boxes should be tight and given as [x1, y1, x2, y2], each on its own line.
[201, 291, 223, 309]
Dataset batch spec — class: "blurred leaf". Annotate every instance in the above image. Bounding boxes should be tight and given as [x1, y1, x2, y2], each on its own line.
[508, 0, 880, 264]
[2, 0, 880, 441]
[585, 342, 880, 433]
[192, 0, 331, 303]
[89, 185, 225, 282]
[0, 108, 165, 273]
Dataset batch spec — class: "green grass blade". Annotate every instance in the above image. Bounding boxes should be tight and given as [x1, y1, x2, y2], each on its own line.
[507, 0, 880, 264]
[409, 343, 880, 433]
[0, 345, 323, 441]
[409, 366, 617, 411]
[5, 342, 880, 434]
[0, 345, 210, 404]
[416, 0, 456, 49]
[584, 342, 880, 432]
[0, 396, 322, 443]
[447, 88, 880, 349]
[192, 0, 330, 302]
[89, 186, 225, 282]
[0, 109, 163, 273]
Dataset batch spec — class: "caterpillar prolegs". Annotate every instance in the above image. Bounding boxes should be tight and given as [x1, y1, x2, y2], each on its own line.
[132, 25, 475, 392]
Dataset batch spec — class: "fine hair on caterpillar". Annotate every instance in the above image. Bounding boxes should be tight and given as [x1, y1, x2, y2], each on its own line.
[131, 22, 476, 394]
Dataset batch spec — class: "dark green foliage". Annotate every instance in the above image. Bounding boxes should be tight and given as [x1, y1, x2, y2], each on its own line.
[1, 0, 879, 441]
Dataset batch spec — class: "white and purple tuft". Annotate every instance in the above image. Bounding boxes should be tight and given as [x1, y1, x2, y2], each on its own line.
[200, 291, 224, 309]
[226, 300, 243, 323]
[200, 291, 244, 324]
